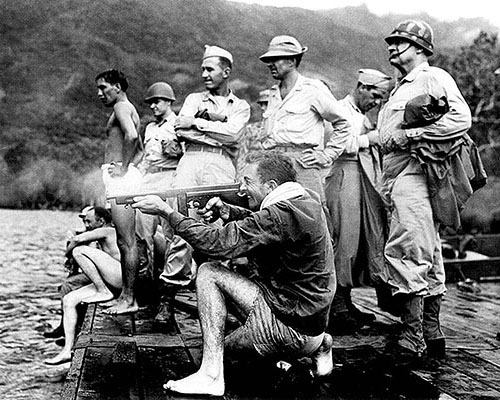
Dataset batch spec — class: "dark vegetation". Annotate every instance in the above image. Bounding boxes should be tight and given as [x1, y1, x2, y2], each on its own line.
[1, 0, 499, 232]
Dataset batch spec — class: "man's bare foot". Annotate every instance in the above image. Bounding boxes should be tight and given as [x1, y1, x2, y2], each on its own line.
[102, 297, 139, 315]
[82, 290, 114, 304]
[100, 298, 118, 308]
[44, 351, 72, 366]
[163, 370, 224, 396]
[310, 333, 333, 377]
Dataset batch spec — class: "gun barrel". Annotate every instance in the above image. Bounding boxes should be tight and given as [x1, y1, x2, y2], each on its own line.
[107, 183, 247, 211]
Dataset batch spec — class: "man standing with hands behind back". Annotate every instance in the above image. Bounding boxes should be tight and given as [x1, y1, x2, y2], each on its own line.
[95, 69, 142, 315]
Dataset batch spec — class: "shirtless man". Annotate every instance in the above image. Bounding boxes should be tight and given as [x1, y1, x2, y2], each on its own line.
[95, 69, 142, 315]
[44, 207, 122, 365]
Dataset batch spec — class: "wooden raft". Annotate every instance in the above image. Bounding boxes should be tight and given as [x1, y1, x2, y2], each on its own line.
[62, 284, 500, 400]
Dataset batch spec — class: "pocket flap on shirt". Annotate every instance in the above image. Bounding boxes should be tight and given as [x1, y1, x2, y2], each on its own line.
[387, 100, 407, 111]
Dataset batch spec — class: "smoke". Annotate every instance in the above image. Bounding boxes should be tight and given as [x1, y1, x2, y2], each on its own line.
[1, 159, 105, 209]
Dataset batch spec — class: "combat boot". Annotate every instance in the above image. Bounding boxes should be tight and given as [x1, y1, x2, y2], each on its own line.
[423, 294, 446, 358]
[398, 295, 426, 357]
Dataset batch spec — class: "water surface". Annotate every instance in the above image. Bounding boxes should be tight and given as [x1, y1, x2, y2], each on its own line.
[0, 209, 81, 399]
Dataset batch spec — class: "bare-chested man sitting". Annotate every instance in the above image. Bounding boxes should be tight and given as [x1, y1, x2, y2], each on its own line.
[44, 207, 122, 365]
[95, 69, 143, 315]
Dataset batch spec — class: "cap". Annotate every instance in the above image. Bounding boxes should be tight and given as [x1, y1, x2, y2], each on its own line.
[78, 206, 93, 218]
[358, 69, 392, 89]
[259, 35, 308, 62]
[257, 89, 270, 103]
[401, 94, 449, 129]
[203, 45, 233, 64]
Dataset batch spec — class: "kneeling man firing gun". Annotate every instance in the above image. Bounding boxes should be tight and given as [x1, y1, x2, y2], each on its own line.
[128, 151, 335, 396]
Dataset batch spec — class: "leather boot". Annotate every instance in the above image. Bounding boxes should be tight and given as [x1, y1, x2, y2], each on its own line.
[154, 284, 177, 331]
[344, 287, 376, 324]
[423, 295, 445, 358]
[327, 286, 361, 335]
[398, 295, 426, 357]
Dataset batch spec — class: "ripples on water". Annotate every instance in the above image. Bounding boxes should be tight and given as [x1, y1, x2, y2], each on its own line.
[0, 209, 81, 400]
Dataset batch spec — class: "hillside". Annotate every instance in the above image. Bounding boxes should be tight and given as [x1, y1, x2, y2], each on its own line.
[0, 0, 496, 208]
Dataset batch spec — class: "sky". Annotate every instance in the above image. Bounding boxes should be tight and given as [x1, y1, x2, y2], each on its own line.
[229, 0, 500, 28]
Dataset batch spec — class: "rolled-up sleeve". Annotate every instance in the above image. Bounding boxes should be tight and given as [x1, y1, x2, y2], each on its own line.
[195, 101, 251, 145]
[310, 84, 351, 162]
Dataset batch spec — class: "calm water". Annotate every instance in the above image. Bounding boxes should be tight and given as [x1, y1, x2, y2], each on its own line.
[0, 209, 82, 400]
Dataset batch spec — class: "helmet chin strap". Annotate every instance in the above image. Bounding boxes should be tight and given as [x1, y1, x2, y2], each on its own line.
[392, 43, 412, 58]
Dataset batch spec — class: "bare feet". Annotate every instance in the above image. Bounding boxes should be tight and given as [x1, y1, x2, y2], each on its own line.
[163, 370, 224, 396]
[100, 298, 118, 308]
[81, 290, 114, 304]
[44, 351, 72, 366]
[310, 333, 333, 377]
[102, 296, 139, 315]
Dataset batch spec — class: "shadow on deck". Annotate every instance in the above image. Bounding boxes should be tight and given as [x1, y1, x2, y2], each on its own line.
[61, 282, 500, 400]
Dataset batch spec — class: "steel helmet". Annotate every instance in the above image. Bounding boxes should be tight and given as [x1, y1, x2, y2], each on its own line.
[144, 82, 176, 103]
[385, 20, 434, 55]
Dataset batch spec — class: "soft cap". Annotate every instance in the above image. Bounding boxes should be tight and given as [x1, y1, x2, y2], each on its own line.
[203, 45, 233, 64]
[257, 89, 270, 103]
[79, 206, 93, 218]
[358, 69, 392, 89]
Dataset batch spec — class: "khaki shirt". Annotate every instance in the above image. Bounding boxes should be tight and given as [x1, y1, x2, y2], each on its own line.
[177, 90, 250, 149]
[378, 62, 471, 159]
[141, 112, 179, 170]
[264, 73, 350, 162]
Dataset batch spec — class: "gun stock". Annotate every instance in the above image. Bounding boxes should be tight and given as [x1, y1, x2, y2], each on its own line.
[108, 183, 248, 215]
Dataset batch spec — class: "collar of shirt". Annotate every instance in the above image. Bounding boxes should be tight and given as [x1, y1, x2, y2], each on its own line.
[396, 61, 430, 88]
[200, 89, 236, 104]
[269, 72, 307, 102]
[156, 111, 177, 128]
[345, 94, 362, 115]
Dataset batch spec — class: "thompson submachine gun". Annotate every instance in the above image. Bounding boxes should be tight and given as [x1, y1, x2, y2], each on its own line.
[107, 183, 248, 215]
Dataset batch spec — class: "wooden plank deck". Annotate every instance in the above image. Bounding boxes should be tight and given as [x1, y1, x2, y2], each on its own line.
[62, 283, 500, 400]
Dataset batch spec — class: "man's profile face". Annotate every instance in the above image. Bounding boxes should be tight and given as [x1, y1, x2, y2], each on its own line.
[83, 210, 102, 231]
[239, 163, 270, 211]
[358, 85, 385, 113]
[387, 38, 416, 67]
[258, 101, 268, 115]
[96, 78, 119, 107]
[147, 98, 170, 119]
[265, 57, 294, 81]
[201, 58, 227, 91]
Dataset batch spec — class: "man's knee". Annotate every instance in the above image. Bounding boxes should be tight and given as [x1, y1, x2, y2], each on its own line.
[196, 261, 231, 287]
[59, 274, 90, 298]
[197, 261, 225, 279]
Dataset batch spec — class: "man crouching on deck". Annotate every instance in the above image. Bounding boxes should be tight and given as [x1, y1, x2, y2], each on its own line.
[132, 151, 335, 396]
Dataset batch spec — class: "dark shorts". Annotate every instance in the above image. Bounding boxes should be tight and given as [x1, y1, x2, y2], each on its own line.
[225, 291, 324, 358]
[59, 273, 91, 298]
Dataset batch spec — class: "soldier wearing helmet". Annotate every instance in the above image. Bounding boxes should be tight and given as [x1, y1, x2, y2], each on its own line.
[378, 20, 472, 360]
[259, 35, 351, 201]
[135, 82, 194, 326]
